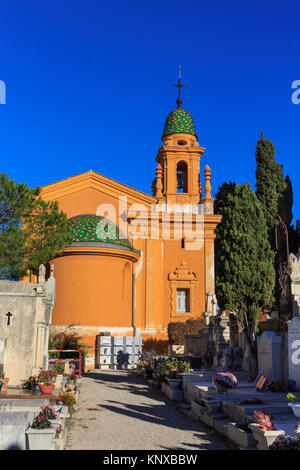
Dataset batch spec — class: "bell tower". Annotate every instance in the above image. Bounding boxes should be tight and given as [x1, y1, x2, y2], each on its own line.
[154, 67, 205, 206]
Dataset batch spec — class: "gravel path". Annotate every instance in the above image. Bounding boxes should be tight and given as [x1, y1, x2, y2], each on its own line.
[66, 370, 233, 450]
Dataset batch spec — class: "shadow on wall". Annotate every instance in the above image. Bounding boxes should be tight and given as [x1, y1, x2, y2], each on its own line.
[143, 339, 169, 356]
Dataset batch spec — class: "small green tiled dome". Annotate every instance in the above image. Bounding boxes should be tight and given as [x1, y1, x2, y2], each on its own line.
[66, 214, 131, 248]
[162, 107, 197, 140]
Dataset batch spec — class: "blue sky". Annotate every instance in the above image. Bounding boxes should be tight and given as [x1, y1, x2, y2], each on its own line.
[0, 0, 299, 222]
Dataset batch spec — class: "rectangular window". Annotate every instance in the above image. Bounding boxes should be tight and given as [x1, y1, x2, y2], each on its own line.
[177, 288, 190, 313]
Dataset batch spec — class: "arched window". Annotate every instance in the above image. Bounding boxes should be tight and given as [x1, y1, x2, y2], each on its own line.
[176, 161, 188, 193]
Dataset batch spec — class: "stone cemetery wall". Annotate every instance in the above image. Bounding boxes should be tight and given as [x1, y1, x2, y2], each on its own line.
[0, 265, 56, 385]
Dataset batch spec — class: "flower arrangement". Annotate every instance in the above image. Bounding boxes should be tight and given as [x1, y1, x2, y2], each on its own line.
[253, 410, 275, 431]
[154, 358, 191, 384]
[38, 369, 57, 385]
[58, 391, 76, 406]
[53, 362, 64, 374]
[212, 372, 238, 389]
[39, 405, 58, 420]
[269, 433, 300, 450]
[69, 373, 77, 383]
[22, 375, 39, 390]
[55, 423, 62, 439]
[31, 412, 52, 430]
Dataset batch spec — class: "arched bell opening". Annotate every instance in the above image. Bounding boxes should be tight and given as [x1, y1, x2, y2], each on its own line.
[176, 161, 188, 193]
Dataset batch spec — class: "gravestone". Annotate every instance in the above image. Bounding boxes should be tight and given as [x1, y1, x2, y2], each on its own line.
[288, 317, 300, 387]
[257, 331, 282, 380]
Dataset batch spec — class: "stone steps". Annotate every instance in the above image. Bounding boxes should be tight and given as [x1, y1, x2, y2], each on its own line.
[179, 375, 300, 450]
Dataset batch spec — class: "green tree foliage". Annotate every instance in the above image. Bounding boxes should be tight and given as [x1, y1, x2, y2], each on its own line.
[255, 131, 293, 234]
[0, 173, 70, 280]
[49, 326, 90, 358]
[215, 182, 276, 362]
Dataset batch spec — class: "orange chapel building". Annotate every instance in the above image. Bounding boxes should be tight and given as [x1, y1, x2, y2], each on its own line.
[41, 91, 221, 367]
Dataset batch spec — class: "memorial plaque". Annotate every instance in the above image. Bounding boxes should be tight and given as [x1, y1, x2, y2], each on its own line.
[100, 336, 111, 346]
[100, 346, 111, 355]
[288, 317, 300, 387]
[125, 337, 134, 345]
[112, 336, 124, 346]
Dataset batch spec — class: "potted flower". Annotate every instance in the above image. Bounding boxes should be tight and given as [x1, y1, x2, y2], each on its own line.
[286, 393, 300, 418]
[38, 369, 57, 394]
[212, 372, 237, 393]
[69, 373, 77, 384]
[22, 375, 39, 391]
[25, 411, 55, 450]
[58, 391, 76, 414]
[248, 410, 285, 450]
[269, 433, 300, 450]
[40, 405, 59, 424]
[55, 423, 63, 439]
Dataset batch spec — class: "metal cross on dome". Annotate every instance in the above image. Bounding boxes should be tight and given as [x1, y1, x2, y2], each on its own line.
[173, 65, 186, 108]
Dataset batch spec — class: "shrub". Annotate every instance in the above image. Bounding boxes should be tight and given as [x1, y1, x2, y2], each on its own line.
[49, 325, 90, 358]
[167, 318, 204, 345]
[154, 358, 191, 383]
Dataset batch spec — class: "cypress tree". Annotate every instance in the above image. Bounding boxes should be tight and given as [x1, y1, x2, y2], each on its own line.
[255, 131, 293, 235]
[215, 182, 275, 369]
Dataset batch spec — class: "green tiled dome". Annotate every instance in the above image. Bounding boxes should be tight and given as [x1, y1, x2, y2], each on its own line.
[66, 214, 131, 248]
[162, 107, 197, 140]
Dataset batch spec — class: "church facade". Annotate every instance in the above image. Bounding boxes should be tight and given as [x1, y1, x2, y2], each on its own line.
[41, 97, 221, 366]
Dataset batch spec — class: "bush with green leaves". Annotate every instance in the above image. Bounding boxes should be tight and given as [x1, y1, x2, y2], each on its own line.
[0, 173, 71, 280]
[49, 325, 90, 358]
[154, 358, 191, 383]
